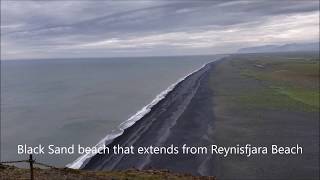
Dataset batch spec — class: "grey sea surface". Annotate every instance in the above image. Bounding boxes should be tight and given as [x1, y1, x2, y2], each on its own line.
[1, 55, 218, 167]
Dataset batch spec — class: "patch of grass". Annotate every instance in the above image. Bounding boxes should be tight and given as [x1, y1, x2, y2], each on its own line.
[235, 88, 318, 112]
[240, 69, 268, 81]
[234, 88, 312, 112]
[240, 61, 319, 85]
[282, 62, 319, 75]
[273, 86, 319, 109]
[237, 57, 319, 112]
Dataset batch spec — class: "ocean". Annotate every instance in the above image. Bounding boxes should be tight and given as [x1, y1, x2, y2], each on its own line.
[1, 55, 219, 167]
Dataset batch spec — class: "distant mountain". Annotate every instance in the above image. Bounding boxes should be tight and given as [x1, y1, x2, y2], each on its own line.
[237, 42, 319, 53]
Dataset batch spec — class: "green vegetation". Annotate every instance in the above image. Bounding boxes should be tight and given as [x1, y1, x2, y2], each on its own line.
[234, 86, 318, 112]
[274, 86, 319, 108]
[236, 53, 319, 112]
[208, 52, 319, 180]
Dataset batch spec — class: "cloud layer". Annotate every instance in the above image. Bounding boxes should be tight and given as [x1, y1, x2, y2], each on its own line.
[1, 0, 319, 59]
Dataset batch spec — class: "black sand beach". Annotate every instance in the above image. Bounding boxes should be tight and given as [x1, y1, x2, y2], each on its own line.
[84, 52, 319, 179]
[84, 59, 217, 175]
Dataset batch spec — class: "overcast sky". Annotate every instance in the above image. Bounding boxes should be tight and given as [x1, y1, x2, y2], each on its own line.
[1, 0, 319, 60]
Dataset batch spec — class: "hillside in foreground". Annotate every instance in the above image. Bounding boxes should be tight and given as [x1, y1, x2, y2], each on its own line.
[0, 164, 215, 180]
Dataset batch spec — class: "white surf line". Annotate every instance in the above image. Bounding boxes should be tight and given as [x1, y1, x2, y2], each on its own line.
[67, 58, 221, 169]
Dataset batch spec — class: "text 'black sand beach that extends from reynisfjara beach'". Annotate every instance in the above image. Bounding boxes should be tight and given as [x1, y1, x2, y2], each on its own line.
[2, 1, 319, 179]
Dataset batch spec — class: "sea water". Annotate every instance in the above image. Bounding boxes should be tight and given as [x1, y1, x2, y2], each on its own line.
[1, 55, 220, 167]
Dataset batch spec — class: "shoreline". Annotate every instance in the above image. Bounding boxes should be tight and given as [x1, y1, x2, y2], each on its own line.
[81, 59, 220, 175]
[68, 57, 223, 170]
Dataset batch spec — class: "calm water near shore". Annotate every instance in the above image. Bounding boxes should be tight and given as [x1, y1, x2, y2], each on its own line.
[1, 55, 218, 166]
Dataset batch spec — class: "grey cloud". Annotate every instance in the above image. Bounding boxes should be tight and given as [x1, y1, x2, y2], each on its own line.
[1, 0, 319, 59]
[6, 1, 317, 36]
